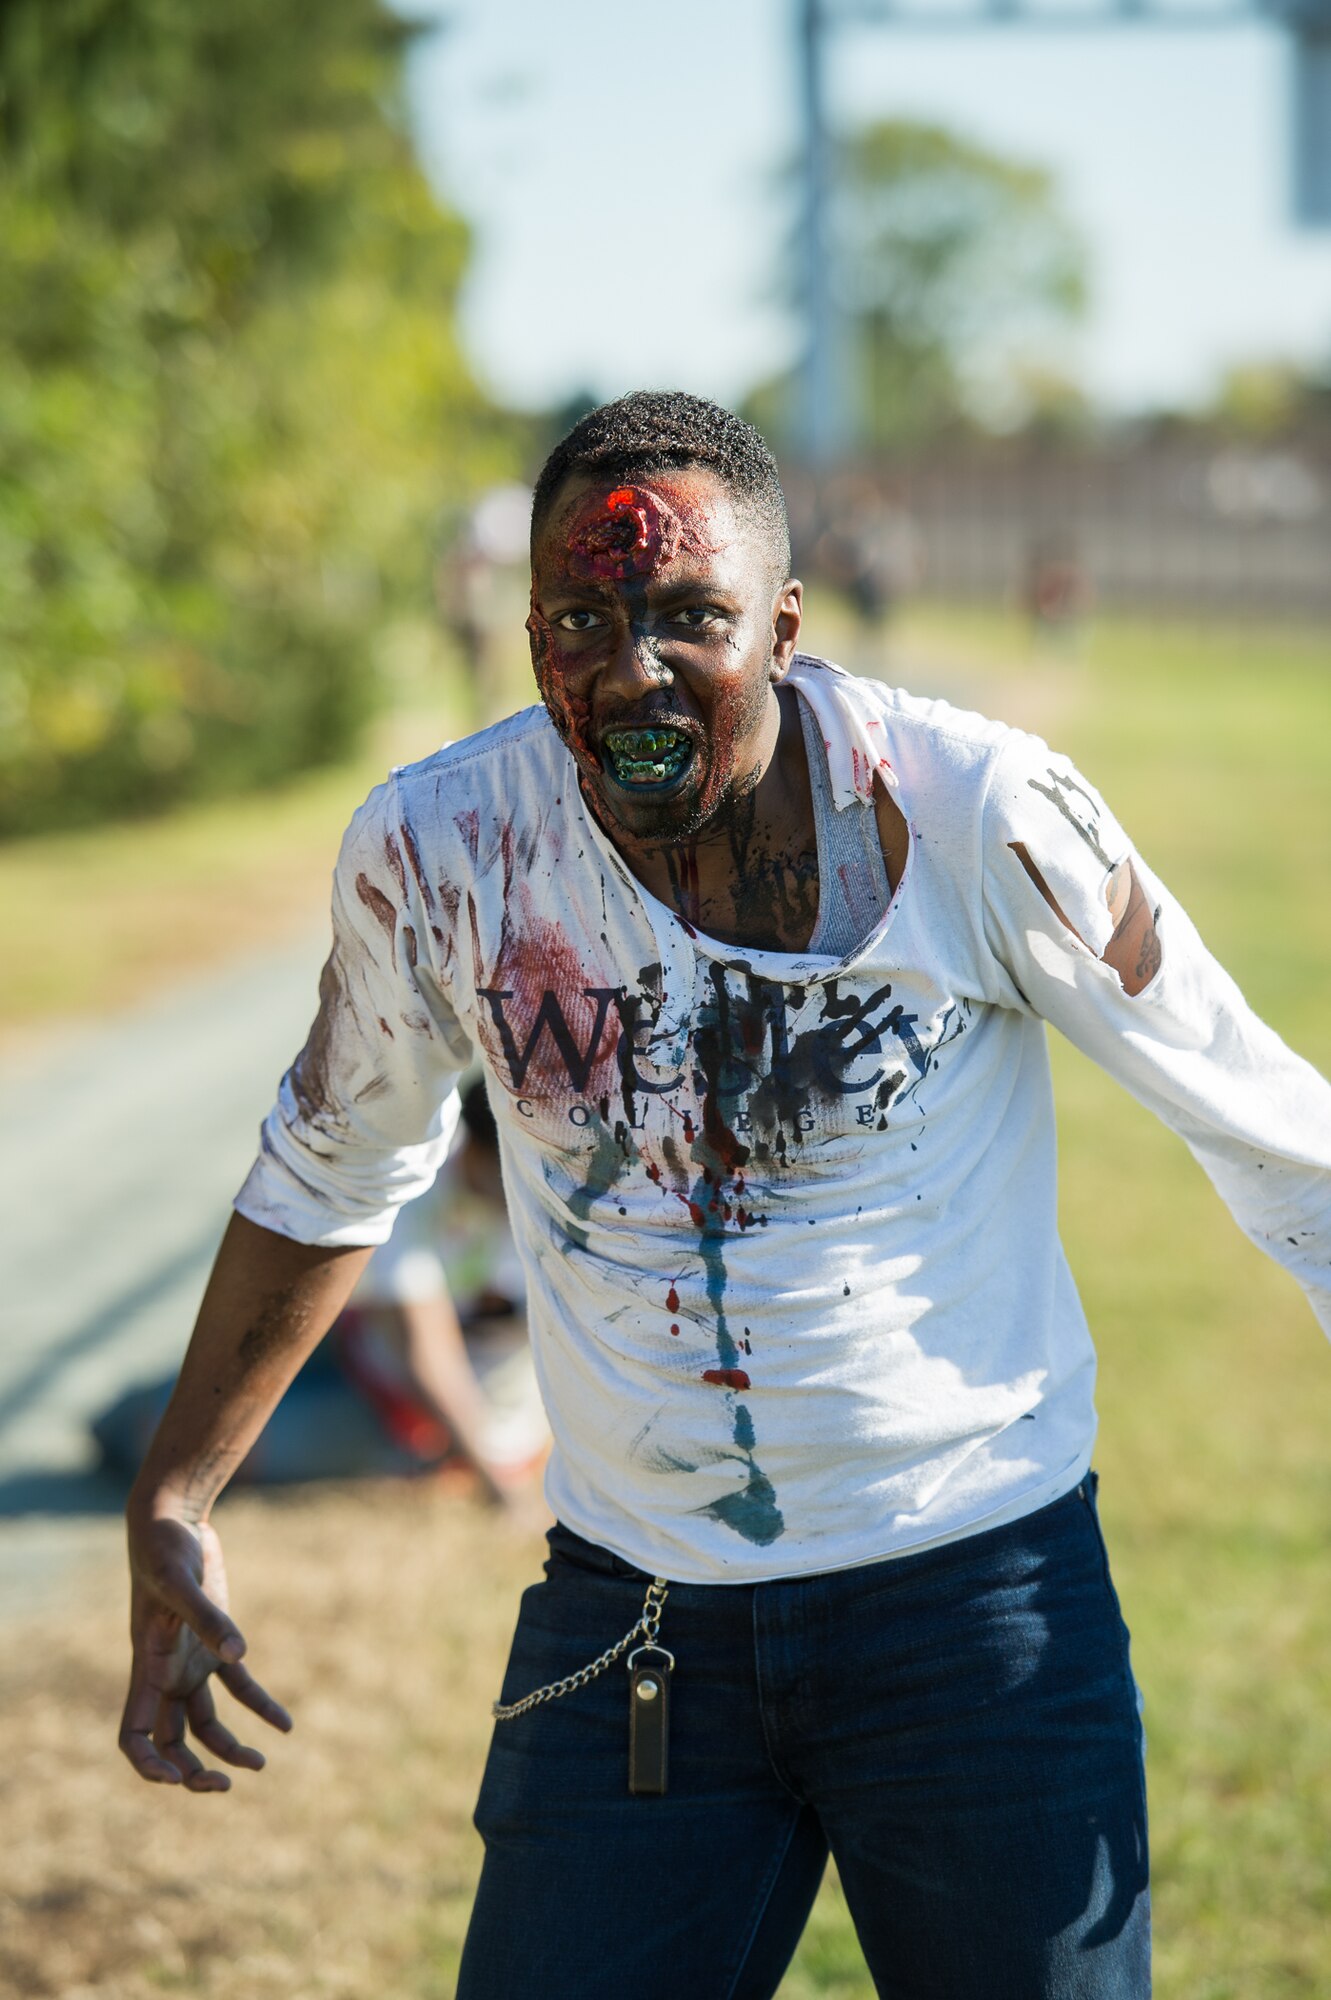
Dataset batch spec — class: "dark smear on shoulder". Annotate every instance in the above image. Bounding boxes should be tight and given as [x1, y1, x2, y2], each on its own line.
[291, 954, 347, 1122]
[356, 874, 398, 961]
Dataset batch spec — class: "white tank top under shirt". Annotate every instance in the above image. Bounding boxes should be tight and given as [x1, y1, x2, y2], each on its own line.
[237, 658, 1331, 1583]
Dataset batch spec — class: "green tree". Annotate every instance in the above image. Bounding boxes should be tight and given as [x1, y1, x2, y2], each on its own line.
[749, 119, 1087, 453]
[0, 0, 511, 836]
[1204, 357, 1331, 439]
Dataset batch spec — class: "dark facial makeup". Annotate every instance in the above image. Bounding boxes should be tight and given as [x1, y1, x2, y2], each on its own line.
[528, 470, 785, 849]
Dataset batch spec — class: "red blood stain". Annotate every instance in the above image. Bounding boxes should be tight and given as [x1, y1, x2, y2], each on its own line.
[400, 819, 437, 915]
[383, 833, 408, 903]
[436, 880, 462, 934]
[666, 1285, 680, 1312]
[646, 1162, 663, 1184]
[866, 719, 895, 778]
[682, 1111, 695, 1142]
[472, 884, 620, 1104]
[670, 1323, 680, 1337]
[702, 1368, 751, 1391]
[527, 596, 596, 771]
[355, 874, 398, 956]
[453, 808, 481, 868]
[567, 485, 674, 581]
[498, 821, 518, 900]
[561, 481, 716, 584]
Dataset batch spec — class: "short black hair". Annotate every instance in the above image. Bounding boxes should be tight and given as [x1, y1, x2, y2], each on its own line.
[530, 390, 791, 583]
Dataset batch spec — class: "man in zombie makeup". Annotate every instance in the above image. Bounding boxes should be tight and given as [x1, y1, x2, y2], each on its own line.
[120, 392, 1331, 1998]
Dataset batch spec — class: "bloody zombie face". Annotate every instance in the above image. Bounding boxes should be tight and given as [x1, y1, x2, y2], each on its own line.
[528, 467, 801, 845]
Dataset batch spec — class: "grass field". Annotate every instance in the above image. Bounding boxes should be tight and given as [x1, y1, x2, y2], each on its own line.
[1, 603, 1329, 1996]
[0, 613, 526, 1055]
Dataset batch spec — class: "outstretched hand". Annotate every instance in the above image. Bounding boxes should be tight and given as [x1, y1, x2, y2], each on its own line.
[119, 1512, 292, 1792]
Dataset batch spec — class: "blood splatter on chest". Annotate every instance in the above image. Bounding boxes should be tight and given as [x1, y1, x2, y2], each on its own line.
[470, 894, 967, 1173]
[462, 859, 972, 1550]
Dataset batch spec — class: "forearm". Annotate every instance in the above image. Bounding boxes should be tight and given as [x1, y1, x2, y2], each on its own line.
[394, 1294, 509, 1500]
[130, 1211, 373, 1525]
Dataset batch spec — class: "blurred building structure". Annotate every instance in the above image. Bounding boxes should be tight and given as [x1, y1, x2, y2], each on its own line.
[785, 432, 1331, 619]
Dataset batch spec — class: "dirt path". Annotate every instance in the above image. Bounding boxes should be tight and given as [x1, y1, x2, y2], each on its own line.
[0, 933, 328, 1616]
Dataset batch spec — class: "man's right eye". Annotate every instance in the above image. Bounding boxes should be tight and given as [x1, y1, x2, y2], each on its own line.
[555, 610, 605, 632]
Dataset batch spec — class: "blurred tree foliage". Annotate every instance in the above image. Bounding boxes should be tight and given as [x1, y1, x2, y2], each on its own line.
[1203, 356, 1331, 440]
[750, 120, 1087, 452]
[0, 0, 511, 836]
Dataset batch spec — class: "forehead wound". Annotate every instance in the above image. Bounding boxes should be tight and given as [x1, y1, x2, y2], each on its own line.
[564, 483, 710, 582]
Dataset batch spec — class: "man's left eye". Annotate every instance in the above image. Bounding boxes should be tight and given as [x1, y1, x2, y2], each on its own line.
[671, 606, 725, 630]
[555, 610, 605, 632]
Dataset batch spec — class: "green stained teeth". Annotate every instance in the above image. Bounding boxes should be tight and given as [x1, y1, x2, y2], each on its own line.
[602, 726, 691, 785]
[604, 727, 685, 754]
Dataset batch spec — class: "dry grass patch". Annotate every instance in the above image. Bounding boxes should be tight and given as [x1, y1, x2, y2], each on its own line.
[0, 1483, 546, 2000]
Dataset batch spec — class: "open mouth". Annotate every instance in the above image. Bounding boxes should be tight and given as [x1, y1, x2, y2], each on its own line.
[600, 726, 695, 789]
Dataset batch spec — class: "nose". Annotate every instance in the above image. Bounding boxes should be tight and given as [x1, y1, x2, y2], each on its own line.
[598, 628, 673, 702]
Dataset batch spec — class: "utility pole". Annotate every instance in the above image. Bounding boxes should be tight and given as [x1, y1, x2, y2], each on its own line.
[797, 0, 850, 467]
[794, 0, 1331, 468]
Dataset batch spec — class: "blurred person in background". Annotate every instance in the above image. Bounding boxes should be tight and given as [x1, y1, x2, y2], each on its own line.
[335, 1071, 547, 1505]
[813, 470, 923, 629]
[1024, 531, 1092, 651]
[436, 482, 534, 706]
[119, 393, 1330, 2000]
[94, 1076, 546, 1502]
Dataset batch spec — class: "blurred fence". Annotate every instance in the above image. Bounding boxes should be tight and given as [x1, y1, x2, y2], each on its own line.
[786, 436, 1331, 622]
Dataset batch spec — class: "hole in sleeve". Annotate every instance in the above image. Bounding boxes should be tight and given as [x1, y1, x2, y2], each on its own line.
[1008, 844, 1162, 997]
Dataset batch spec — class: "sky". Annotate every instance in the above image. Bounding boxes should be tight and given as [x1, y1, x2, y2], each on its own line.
[402, 0, 1331, 419]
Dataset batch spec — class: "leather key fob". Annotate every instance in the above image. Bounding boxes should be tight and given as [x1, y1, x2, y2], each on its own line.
[628, 1647, 672, 1796]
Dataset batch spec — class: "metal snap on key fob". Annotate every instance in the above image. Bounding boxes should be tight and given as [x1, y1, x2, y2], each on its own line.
[627, 1643, 674, 1796]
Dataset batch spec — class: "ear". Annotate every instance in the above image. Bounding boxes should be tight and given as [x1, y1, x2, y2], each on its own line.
[770, 579, 803, 682]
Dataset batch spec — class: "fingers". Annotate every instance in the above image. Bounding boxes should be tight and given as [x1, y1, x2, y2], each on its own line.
[153, 1696, 231, 1793]
[120, 1658, 289, 1790]
[119, 1665, 183, 1786]
[219, 1659, 293, 1734]
[155, 1568, 247, 1666]
[186, 1684, 266, 1771]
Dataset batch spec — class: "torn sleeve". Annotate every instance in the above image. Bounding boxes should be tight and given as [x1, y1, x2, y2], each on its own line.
[233, 775, 470, 1247]
[981, 730, 1331, 1342]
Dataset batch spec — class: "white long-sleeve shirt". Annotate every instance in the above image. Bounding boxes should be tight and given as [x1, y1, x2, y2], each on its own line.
[235, 658, 1331, 1581]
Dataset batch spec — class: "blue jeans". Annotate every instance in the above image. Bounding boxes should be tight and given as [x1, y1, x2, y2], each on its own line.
[459, 1476, 1150, 1998]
